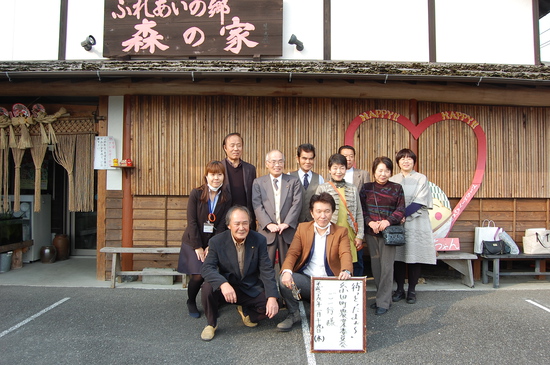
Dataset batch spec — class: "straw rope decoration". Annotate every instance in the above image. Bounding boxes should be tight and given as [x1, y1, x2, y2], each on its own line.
[53, 135, 77, 211]
[30, 136, 48, 212]
[0, 114, 9, 150]
[11, 147, 25, 212]
[33, 106, 66, 144]
[74, 134, 94, 212]
[0, 148, 7, 213]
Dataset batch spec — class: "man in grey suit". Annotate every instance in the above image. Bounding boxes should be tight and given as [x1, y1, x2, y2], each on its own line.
[338, 145, 370, 276]
[289, 143, 324, 223]
[252, 150, 303, 267]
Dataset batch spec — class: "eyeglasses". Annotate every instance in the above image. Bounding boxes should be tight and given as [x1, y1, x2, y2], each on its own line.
[267, 160, 285, 166]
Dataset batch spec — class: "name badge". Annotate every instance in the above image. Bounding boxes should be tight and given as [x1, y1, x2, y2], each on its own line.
[203, 222, 214, 233]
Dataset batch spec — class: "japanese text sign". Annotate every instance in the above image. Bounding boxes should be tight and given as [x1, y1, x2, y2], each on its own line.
[104, 0, 283, 57]
[311, 277, 367, 353]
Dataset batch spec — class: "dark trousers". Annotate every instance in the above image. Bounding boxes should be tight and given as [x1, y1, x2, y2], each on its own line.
[267, 234, 288, 268]
[353, 248, 364, 276]
[201, 281, 268, 327]
[278, 272, 311, 315]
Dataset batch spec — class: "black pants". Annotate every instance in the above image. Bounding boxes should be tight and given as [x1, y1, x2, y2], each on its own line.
[201, 281, 268, 327]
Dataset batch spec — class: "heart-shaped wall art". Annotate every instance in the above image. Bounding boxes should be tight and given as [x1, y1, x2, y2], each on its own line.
[344, 110, 487, 235]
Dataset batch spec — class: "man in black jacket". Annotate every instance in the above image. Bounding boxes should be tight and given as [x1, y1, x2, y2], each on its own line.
[200, 206, 279, 341]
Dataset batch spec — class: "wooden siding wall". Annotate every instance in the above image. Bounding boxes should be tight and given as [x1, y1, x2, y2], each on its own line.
[102, 190, 122, 280]
[129, 96, 550, 199]
[109, 96, 550, 275]
[129, 96, 410, 195]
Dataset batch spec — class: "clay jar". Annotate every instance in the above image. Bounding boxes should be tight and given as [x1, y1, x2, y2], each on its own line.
[52, 234, 70, 260]
[40, 246, 57, 263]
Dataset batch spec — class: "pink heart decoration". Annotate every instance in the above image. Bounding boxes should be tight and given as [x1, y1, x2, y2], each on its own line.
[345, 110, 487, 234]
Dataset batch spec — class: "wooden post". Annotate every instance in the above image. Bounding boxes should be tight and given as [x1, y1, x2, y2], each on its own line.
[121, 96, 134, 271]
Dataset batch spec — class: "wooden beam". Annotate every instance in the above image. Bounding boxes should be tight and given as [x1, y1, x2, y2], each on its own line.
[96, 96, 108, 280]
[3, 78, 550, 107]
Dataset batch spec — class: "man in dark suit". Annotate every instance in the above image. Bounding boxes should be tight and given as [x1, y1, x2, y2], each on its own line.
[252, 149, 303, 267]
[289, 143, 324, 223]
[338, 145, 370, 276]
[200, 206, 279, 341]
[222, 133, 257, 230]
[277, 192, 353, 331]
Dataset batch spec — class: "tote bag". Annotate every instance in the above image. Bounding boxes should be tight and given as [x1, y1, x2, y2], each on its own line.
[474, 220, 500, 254]
[522, 229, 550, 254]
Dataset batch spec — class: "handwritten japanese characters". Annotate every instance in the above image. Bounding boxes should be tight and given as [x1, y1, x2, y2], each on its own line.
[311, 277, 366, 353]
[104, 0, 282, 57]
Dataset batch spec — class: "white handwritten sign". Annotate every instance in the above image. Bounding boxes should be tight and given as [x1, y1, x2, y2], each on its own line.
[94, 136, 117, 170]
[311, 277, 366, 353]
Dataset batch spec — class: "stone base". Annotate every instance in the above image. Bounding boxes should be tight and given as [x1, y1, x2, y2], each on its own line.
[142, 268, 175, 285]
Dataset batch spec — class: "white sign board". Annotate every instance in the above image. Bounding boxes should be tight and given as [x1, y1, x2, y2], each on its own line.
[311, 277, 367, 353]
[94, 136, 117, 170]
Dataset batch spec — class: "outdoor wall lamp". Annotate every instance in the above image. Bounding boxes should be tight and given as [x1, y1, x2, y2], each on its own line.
[288, 34, 304, 51]
[81, 35, 96, 51]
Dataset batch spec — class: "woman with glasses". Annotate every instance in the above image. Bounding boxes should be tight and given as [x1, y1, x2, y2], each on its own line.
[389, 149, 436, 305]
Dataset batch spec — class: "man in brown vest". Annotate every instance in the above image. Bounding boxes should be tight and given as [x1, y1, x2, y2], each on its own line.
[289, 143, 324, 223]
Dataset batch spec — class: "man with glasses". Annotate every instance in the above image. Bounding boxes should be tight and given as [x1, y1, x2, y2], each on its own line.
[252, 150, 303, 267]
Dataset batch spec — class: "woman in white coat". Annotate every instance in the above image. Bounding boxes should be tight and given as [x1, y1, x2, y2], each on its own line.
[389, 149, 436, 304]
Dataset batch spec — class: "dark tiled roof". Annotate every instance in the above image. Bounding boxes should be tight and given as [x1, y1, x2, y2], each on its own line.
[2, 60, 550, 85]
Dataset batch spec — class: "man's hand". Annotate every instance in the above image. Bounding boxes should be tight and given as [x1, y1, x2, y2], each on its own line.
[378, 219, 390, 232]
[281, 271, 293, 289]
[368, 221, 381, 234]
[265, 297, 279, 318]
[338, 270, 351, 280]
[267, 223, 280, 233]
[220, 282, 237, 303]
[278, 223, 289, 232]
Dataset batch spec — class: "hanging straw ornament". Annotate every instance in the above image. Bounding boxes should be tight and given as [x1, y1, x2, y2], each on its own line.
[0, 107, 10, 150]
[33, 106, 67, 145]
[11, 104, 34, 149]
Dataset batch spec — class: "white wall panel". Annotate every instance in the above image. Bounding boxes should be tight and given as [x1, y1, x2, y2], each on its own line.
[436, 0, 535, 64]
[65, 0, 105, 59]
[331, 0, 429, 62]
[282, 0, 324, 59]
[0, 0, 60, 61]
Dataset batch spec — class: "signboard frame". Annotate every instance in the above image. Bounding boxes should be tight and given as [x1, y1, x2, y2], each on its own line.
[310, 277, 367, 353]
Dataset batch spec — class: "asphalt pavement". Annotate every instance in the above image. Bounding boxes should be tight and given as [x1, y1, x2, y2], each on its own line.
[1, 285, 549, 365]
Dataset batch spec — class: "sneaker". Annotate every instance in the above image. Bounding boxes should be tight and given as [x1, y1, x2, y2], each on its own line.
[392, 290, 405, 302]
[406, 291, 417, 304]
[276, 313, 301, 332]
[237, 305, 258, 327]
[200, 325, 217, 341]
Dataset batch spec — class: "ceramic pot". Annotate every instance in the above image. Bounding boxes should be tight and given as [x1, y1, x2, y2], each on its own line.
[40, 246, 57, 263]
[52, 234, 70, 260]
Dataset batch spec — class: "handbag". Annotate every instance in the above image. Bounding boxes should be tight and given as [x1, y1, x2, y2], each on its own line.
[474, 219, 500, 254]
[482, 240, 511, 255]
[372, 188, 406, 246]
[382, 224, 406, 246]
[522, 229, 550, 254]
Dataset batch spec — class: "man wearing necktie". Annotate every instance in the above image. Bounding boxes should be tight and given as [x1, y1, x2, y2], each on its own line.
[289, 143, 324, 223]
[252, 150, 303, 267]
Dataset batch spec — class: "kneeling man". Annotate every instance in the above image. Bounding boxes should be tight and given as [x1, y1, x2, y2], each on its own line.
[200, 206, 279, 341]
[277, 192, 353, 332]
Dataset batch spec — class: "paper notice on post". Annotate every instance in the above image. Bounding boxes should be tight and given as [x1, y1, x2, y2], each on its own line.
[94, 136, 117, 170]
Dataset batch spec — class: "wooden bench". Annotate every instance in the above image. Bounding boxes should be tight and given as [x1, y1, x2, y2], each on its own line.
[481, 253, 550, 288]
[100, 247, 185, 288]
[0, 240, 33, 269]
[437, 252, 478, 288]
